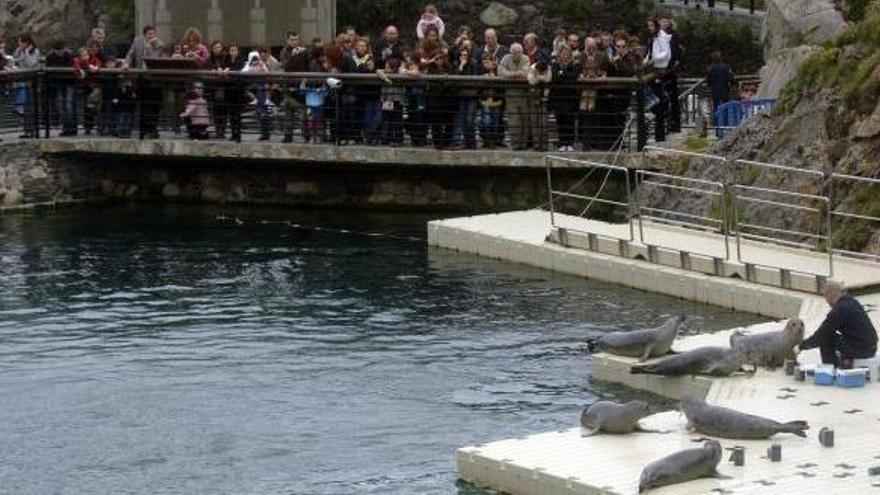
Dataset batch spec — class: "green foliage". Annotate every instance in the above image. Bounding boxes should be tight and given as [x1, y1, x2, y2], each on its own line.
[781, 4, 880, 112]
[674, 14, 763, 76]
[846, 0, 876, 21]
[708, 190, 745, 234]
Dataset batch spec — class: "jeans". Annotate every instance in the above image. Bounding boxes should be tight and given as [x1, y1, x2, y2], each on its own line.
[480, 108, 502, 146]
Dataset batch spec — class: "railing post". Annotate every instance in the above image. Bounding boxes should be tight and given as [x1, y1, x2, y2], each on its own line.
[545, 156, 556, 227]
[636, 84, 647, 151]
[136, 73, 144, 140]
[41, 70, 51, 138]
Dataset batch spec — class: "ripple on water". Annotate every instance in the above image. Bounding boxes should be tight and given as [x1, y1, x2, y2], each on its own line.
[0, 206, 765, 494]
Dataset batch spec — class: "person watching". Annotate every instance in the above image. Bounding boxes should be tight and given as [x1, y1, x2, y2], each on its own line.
[799, 281, 879, 368]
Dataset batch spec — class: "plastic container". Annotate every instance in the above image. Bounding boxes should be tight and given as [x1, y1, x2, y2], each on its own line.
[814, 365, 835, 386]
[837, 368, 867, 388]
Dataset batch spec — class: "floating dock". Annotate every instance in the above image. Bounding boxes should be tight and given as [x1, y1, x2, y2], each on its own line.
[432, 210, 880, 494]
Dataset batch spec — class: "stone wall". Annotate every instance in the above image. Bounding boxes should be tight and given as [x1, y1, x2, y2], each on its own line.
[0, 143, 623, 216]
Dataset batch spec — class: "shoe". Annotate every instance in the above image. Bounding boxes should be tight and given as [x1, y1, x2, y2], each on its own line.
[259, 135, 271, 141]
[557, 145, 567, 152]
[282, 135, 293, 143]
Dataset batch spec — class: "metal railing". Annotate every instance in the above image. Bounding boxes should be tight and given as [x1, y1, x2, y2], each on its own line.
[635, 170, 729, 258]
[0, 68, 650, 152]
[830, 173, 880, 263]
[544, 152, 877, 281]
[545, 155, 634, 241]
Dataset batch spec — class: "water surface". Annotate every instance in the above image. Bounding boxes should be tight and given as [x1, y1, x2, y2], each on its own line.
[0, 206, 763, 494]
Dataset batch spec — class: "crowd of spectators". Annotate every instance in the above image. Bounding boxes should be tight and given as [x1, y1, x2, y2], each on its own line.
[1, 4, 697, 149]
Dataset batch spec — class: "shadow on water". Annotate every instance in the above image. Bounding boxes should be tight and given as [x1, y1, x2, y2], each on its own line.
[0, 204, 763, 494]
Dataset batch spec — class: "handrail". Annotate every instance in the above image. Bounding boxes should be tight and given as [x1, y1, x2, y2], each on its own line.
[545, 155, 634, 241]
[0, 67, 646, 89]
[643, 145, 726, 162]
[734, 159, 825, 179]
[829, 173, 880, 263]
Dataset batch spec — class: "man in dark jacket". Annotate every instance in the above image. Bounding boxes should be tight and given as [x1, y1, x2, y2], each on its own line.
[800, 281, 878, 367]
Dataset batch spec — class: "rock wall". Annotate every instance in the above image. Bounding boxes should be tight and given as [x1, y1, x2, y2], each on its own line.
[0, 143, 617, 215]
[0, 0, 131, 47]
[757, 0, 848, 97]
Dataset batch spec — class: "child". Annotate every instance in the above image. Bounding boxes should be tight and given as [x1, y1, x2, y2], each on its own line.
[551, 28, 567, 61]
[379, 57, 404, 146]
[180, 82, 210, 140]
[242, 50, 273, 141]
[416, 4, 445, 40]
[401, 49, 427, 147]
[301, 70, 329, 145]
[98, 54, 119, 136]
[74, 46, 101, 135]
[478, 54, 503, 149]
[114, 75, 137, 138]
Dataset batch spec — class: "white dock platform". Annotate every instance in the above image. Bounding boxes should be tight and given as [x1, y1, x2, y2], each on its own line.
[457, 295, 880, 494]
[435, 210, 880, 494]
[428, 210, 880, 317]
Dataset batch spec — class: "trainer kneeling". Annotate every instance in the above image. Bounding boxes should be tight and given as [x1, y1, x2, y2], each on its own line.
[799, 281, 878, 368]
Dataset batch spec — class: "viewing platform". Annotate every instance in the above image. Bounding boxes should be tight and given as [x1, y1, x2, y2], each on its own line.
[35, 137, 648, 170]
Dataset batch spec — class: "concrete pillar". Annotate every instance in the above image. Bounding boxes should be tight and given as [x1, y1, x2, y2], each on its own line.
[135, 0, 155, 36]
[155, 0, 172, 44]
[300, 0, 318, 40]
[250, 0, 266, 46]
[207, 0, 223, 42]
[316, 0, 336, 42]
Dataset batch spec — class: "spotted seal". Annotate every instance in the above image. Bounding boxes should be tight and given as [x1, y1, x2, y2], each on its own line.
[579, 400, 667, 437]
[630, 346, 746, 377]
[586, 316, 683, 362]
[639, 439, 726, 492]
[730, 318, 804, 369]
[681, 395, 808, 439]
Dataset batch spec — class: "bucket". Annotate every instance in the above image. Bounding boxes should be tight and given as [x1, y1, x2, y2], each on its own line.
[814, 365, 835, 386]
[837, 368, 867, 388]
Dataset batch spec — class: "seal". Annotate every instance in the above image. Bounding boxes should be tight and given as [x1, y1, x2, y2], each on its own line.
[639, 439, 726, 493]
[681, 395, 808, 439]
[730, 318, 804, 369]
[580, 400, 667, 437]
[629, 346, 746, 377]
[586, 316, 683, 362]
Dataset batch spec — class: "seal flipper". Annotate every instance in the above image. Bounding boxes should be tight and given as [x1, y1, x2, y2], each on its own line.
[639, 345, 654, 362]
[782, 420, 809, 437]
[635, 424, 671, 435]
[580, 426, 599, 438]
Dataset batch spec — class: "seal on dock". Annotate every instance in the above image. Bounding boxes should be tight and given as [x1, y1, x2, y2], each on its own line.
[580, 400, 667, 437]
[629, 346, 746, 377]
[586, 316, 683, 362]
[681, 395, 808, 439]
[639, 439, 726, 492]
[730, 318, 804, 369]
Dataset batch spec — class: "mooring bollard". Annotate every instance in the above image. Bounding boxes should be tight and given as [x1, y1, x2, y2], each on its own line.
[819, 427, 835, 447]
[794, 366, 806, 381]
[784, 359, 796, 375]
[767, 443, 781, 462]
[727, 446, 745, 466]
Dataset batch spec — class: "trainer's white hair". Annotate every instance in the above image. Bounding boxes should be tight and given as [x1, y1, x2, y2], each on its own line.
[823, 280, 846, 302]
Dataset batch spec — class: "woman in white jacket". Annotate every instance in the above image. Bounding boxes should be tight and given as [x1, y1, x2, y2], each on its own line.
[644, 19, 670, 142]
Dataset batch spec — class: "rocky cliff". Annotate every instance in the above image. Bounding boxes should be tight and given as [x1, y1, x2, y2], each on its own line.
[656, 1, 880, 254]
[0, 0, 132, 46]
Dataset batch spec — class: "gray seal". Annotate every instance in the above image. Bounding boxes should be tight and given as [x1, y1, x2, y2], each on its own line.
[730, 318, 804, 369]
[587, 316, 683, 361]
[630, 346, 746, 377]
[681, 395, 808, 439]
[639, 439, 726, 493]
[580, 400, 667, 437]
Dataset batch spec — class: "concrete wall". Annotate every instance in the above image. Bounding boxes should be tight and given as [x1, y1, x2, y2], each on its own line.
[0, 143, 619, 213]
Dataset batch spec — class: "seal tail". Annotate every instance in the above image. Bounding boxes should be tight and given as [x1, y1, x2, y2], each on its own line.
[782, 420, 809, 437]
